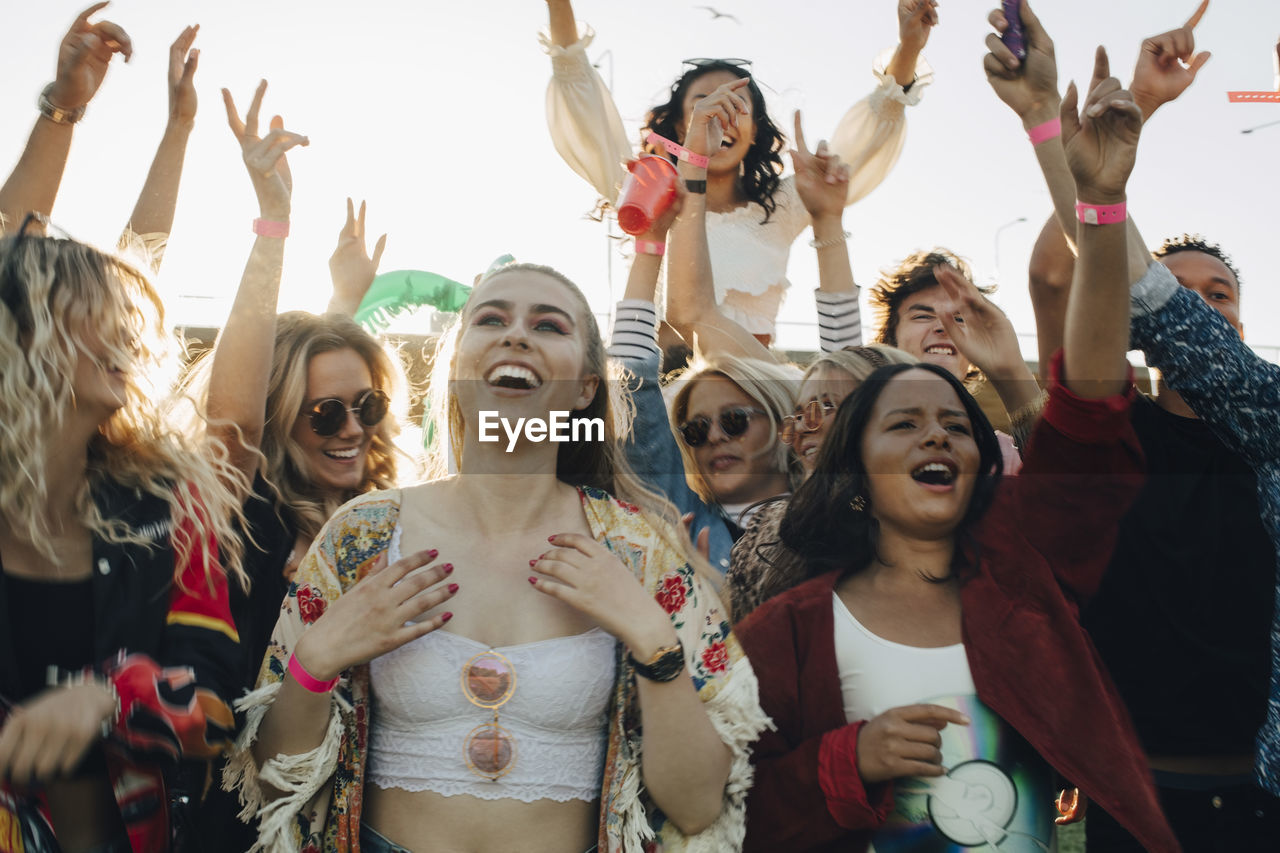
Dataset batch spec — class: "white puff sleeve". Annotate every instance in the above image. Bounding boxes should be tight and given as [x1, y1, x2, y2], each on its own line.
[541, 24, 633, 205]
[829, 48, 934, 206]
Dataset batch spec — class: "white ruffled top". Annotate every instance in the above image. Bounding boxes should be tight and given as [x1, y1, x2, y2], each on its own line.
[542, 25, 932, 337]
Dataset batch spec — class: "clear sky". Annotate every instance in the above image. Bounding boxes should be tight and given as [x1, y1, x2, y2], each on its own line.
[4, 0, 1278, 358]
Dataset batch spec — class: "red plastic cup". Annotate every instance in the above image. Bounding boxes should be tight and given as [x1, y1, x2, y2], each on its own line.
[616, 156, 679, 236]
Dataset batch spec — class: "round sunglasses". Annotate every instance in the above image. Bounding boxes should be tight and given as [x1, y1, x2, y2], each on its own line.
[302, 389, 389, 437]
[779, 399, 838, 446]
[677, 406, 767, 448]
[462, 649, 517, 780]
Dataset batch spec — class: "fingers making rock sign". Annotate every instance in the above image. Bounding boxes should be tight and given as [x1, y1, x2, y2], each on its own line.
[790, 110, 850, 220]
[329, 198, 388, 307]
[221, 80, 309, 218]
[1130, 0, 1211, 120]
[1061, 47, 1144, 204]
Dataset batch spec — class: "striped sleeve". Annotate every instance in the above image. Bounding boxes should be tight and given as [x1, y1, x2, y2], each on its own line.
[607, 299, 660, 361]
[815, 289, 863, 352]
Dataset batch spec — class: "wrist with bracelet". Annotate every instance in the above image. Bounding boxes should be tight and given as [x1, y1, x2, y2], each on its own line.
[253, 218, 290, 238]
[1075, 198, 1127, 225]
[48, 666, 121, 739]
[37, 83, 86, 126]
[627, 637, 686, 683]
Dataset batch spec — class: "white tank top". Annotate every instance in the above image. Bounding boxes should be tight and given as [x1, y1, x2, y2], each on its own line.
[367, 528, 618, 803]
[832, 593, 976, 723]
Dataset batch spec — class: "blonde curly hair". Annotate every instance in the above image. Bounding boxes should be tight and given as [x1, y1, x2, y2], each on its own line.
[0, 232, 247, 588]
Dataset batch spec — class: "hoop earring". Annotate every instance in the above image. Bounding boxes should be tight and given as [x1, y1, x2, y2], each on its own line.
[849, 495, 867, 513]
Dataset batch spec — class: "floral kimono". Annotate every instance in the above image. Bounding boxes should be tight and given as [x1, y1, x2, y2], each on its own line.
[225, 486, 769, 852]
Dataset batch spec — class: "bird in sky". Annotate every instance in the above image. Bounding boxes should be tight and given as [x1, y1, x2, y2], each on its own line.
[697, 6, 740, 24]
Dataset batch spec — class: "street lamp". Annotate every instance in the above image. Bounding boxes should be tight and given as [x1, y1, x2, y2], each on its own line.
[1242, 118, 1280, 134]
[993, 217, 1027, 283]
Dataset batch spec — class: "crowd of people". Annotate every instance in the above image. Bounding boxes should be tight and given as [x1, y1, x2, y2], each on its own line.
[1, 0, 1277, 851]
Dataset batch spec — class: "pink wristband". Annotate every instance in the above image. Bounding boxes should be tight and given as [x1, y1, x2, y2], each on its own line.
[252, 218, 290, 238]
[288, 652, 338, 693]
[1075, 200, 1127, 225]
[1027, 117, 1062, 145]
[646, 131, 710, 170]
[635, 240, 666, 256]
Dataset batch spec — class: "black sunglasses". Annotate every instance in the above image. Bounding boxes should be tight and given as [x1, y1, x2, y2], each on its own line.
[304, 389, 389, 437]
[678, 406, 766, 448]
[780, 399, 838, 446]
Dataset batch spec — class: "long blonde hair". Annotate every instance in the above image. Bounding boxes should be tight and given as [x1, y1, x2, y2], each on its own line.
[183, 312, 409, 545]
[0, 233, 247, 587]
[423, 263, 713, 580]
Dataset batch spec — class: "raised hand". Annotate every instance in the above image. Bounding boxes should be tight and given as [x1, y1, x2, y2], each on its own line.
[0, 682, 117, 785]
[47, 2, 133, 113]
[168, 25, 199, 129]
[292, 549, 459, 682]
[984, 0, 1059, 123]
[790, 111, 850, 221]
[898, 0, 939, 54]
[1130, 0, 1211, 121]
[1062, 48, 1144, 204]
[933, 265, 1026, 380]
[682, 77, 751, 159]
[855, 703, 970, 784]
[221, 80, 309, 221]
[532, 533, 678, 656]
[329, 198, 387, 312]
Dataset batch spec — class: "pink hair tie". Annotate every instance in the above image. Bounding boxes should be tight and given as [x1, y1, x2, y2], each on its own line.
[252, 218, 290, 238]
[288, 652, 338, 693]
[1075, 200, 1127, 225]
[645, 131, 710, 170]
[1027, 117, 1062, 146]
[635, 240, 666, 256]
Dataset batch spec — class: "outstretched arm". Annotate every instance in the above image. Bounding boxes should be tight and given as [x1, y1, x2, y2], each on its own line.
[121, 25, 199, 269]
[791, 111, 863, 351]
[666, 77, 774, 361]
[1060, 49, 1142, 398]
[0, 3, 131, 230]
[826, 0, 936, 206]
[206, 81, 309, 487]
[542, 0, 631, 203]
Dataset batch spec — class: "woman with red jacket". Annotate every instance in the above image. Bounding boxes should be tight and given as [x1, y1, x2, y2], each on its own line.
[735, 50, 1181, 852]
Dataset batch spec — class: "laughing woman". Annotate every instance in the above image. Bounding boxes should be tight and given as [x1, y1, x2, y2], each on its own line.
[733, 55, 1180, 852]
[227, 263, 767, 852]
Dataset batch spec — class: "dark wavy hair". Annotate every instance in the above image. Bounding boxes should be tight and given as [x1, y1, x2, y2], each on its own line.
[779, 363, 1004, 581]
[1152, 234, 1242, 296]
[642, 62, 785, 223]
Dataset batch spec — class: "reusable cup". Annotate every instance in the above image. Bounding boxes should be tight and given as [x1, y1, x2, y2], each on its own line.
[616, 155, 679, 236]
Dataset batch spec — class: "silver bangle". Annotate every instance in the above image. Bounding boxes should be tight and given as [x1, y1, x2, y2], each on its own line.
[37, 83, 85, 125]
[809, 230, 850, 250]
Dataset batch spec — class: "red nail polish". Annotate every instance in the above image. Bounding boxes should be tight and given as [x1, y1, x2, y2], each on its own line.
[529, 559, 537, 567]
[447, 583, 459, 594]
[547, 536, 556, 543]
[442, 563, 454, 574]
[427, 549, 439, 558]
[528, 576, 538, 585]
[441, 611, 453, 622]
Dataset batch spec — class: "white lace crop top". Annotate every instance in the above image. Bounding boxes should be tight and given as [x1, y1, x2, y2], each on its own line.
[368, 530, 619, 803]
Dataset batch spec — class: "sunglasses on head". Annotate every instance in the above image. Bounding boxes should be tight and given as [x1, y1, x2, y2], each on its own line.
[779, 398, 838, 446]
[304, 389, 389, 437]
[683, 57, 753, 71]
[678, 406, 766, 448]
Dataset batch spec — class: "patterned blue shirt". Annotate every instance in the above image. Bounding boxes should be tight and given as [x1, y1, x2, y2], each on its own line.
[1130, 261, 1280, 794]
